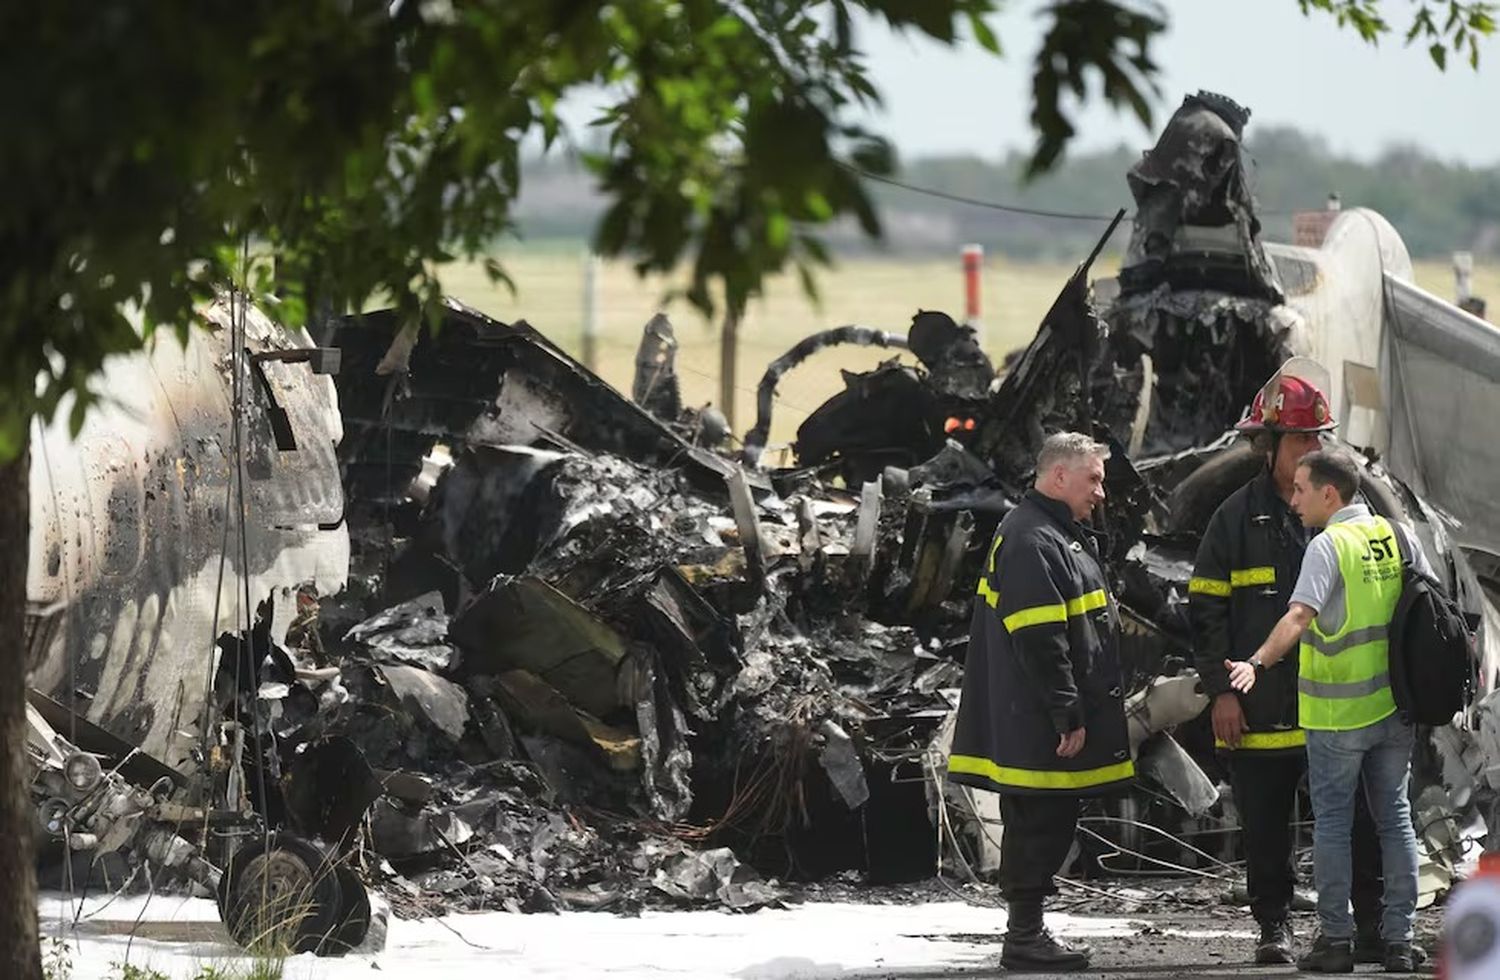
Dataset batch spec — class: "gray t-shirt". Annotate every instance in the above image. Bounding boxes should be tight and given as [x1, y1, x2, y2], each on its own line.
[1290, 504, 1435, 622]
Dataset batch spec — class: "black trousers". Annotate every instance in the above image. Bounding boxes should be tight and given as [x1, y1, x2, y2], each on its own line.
[1229, 751, 1382, 928]
[998, 793, 1082, 904]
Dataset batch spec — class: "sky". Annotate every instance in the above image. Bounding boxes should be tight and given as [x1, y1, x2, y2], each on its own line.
[554, 1, 1499, 167]
[854, 0, 1499, 165]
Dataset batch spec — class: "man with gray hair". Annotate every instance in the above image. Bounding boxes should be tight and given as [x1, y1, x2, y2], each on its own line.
[949, 431, 1133, 972]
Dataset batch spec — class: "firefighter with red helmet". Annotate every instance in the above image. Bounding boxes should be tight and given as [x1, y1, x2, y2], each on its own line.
[1189, 360, 1395, 967]
[1238, 372, 1334, 435]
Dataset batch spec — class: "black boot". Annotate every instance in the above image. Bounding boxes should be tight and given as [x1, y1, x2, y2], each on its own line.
[1355, 929, 1428, 970]
[1255, 919, 1294, 965]
[1356, 924, 1386, 960]
[1002, 899, 1091, 972]
[1383, 941, 1416, 973]
[1297, 933, 1355, 974]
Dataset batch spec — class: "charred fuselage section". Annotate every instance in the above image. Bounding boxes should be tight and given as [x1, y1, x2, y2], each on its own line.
[25, 89, 1500, 934]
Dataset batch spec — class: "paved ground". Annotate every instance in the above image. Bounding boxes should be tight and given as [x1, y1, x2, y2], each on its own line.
[898, 912, 1439, 978]
[38, 888, 1441, 979]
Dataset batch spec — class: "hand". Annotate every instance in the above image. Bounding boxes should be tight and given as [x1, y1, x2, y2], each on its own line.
[1224, 658, 1257, 694]
[1056, 727, 1087, 758]
[1211, 692, 1248, 748]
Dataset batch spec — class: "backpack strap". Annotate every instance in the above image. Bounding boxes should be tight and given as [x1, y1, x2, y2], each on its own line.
[1388, 520, 1420, 574]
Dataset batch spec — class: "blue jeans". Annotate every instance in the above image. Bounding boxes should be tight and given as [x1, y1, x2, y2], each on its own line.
[1305, 713, 1419, 942]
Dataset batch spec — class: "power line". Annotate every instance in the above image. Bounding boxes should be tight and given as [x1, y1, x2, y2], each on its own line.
[843, 161, 1304, 221]
[839, 162, 1128, 222]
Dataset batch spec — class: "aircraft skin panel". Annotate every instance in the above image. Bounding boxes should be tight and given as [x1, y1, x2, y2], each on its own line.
[1383, 273, 1500, 561]
[25, 298, 348, 773]
[1266, 208, 1414, 439]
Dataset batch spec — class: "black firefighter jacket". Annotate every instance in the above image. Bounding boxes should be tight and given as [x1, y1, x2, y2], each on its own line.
[1188, 470, 1309, 752]
[948, 490, 1134, 796]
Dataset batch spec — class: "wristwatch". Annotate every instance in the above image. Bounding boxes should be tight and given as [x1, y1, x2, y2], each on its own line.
[1249, 653, 1265, 670]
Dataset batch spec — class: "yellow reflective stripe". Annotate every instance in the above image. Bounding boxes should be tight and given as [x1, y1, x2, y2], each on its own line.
[1189, 577, 1231, 597]
[1214, 729, 1307, 750]
[975, 534, 1004, 608]
[949, 753, 1135, 790]
[1003, 603, 1068, 632]
[1002, 589, 1108, 631]
[1066, 589, 1108, 616]
[1230, 567, 1276, 588]
[1190, 569, 1274, 596]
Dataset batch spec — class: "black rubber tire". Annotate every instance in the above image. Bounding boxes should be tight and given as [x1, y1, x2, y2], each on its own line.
[326, 864, 372, 955]
[1164, 442, 1410, 534]
[1164, 443, 1262, 534]
[1359, 469, 1409, 524]
[218, 833, 344, 955]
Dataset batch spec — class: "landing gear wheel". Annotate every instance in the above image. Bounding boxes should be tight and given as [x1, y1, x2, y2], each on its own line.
[326, 864, 372, 955]
[217, 834, 344, 954]
[1164, 443, 1261, 534]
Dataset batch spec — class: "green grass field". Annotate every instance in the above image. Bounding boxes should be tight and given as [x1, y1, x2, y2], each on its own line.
[435, 248, 1500, 456]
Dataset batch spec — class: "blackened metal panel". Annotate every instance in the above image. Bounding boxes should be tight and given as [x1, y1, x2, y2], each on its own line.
[27, 298, 348, 773]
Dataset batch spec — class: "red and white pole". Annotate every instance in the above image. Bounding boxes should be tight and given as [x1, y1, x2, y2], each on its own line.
[962, 243, 984, 343]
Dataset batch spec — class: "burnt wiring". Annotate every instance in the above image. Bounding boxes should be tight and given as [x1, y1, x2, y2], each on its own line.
[1076, 824, 1237, 883]
[120, 859, 157, 965]
[226, 272, 276, 923]
[651, 708, 818, 848]
[926, 754, 1237, 912]
[928, 753, 1003, 909]
[65, 862, 146, 923]
[1077, 815, 1241, 874]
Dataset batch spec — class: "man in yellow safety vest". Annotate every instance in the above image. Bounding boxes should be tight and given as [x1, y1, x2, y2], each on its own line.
[1189, 361, 1387, 965]
[1226, 449, 1426, 974]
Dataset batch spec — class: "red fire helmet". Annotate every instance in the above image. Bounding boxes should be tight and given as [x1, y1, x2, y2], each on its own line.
[1235, 358, 1337, 434]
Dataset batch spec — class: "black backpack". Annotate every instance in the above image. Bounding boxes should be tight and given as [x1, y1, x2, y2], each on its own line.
[1388, 530, 1476, 726]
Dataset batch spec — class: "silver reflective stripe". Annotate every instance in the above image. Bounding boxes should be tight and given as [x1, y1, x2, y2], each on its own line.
[1298, 672, 1391, 699]
[1302, 624, 1388, 657]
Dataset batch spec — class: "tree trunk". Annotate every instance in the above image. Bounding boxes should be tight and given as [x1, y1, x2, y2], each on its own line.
[0, 434, 41, 979]
[719, 307, 740, 433]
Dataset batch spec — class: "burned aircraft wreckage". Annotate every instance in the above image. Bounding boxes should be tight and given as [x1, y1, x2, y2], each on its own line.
[23, 91, 1500, 949]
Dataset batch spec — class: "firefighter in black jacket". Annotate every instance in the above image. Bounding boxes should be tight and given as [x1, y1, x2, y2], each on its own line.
[949, 432, 1131, 972]
[1190, 361, 1386, 965]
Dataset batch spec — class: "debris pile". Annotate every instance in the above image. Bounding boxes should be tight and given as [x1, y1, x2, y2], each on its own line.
[257, 413, 974, 909]
[237, 184, 1491, 917]
[181, 306, 1012, 914]
[367, 758, 779, 915]
[26, 91, 1500, 952]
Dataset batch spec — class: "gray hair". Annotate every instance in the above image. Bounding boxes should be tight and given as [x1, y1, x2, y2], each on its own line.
[1035, 431, 1111, 475]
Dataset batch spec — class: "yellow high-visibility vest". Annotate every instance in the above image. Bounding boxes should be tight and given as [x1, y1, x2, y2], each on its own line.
[1298, 516, 1402, 731]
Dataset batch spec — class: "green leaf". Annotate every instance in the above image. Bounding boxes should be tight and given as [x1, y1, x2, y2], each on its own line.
[1430, 41, 1449, 67]
[969, 12, 1002, 55]
[796, 260, 822, 308]
[833, 1, 853, 53]
[413, 73, 437, 116]
[68, 391, 90, 437]
[804, 191, 834, 221]
[766, 210, 790, 250]
[16, 0, 1425, 469]
[707, 14, 743, 40]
